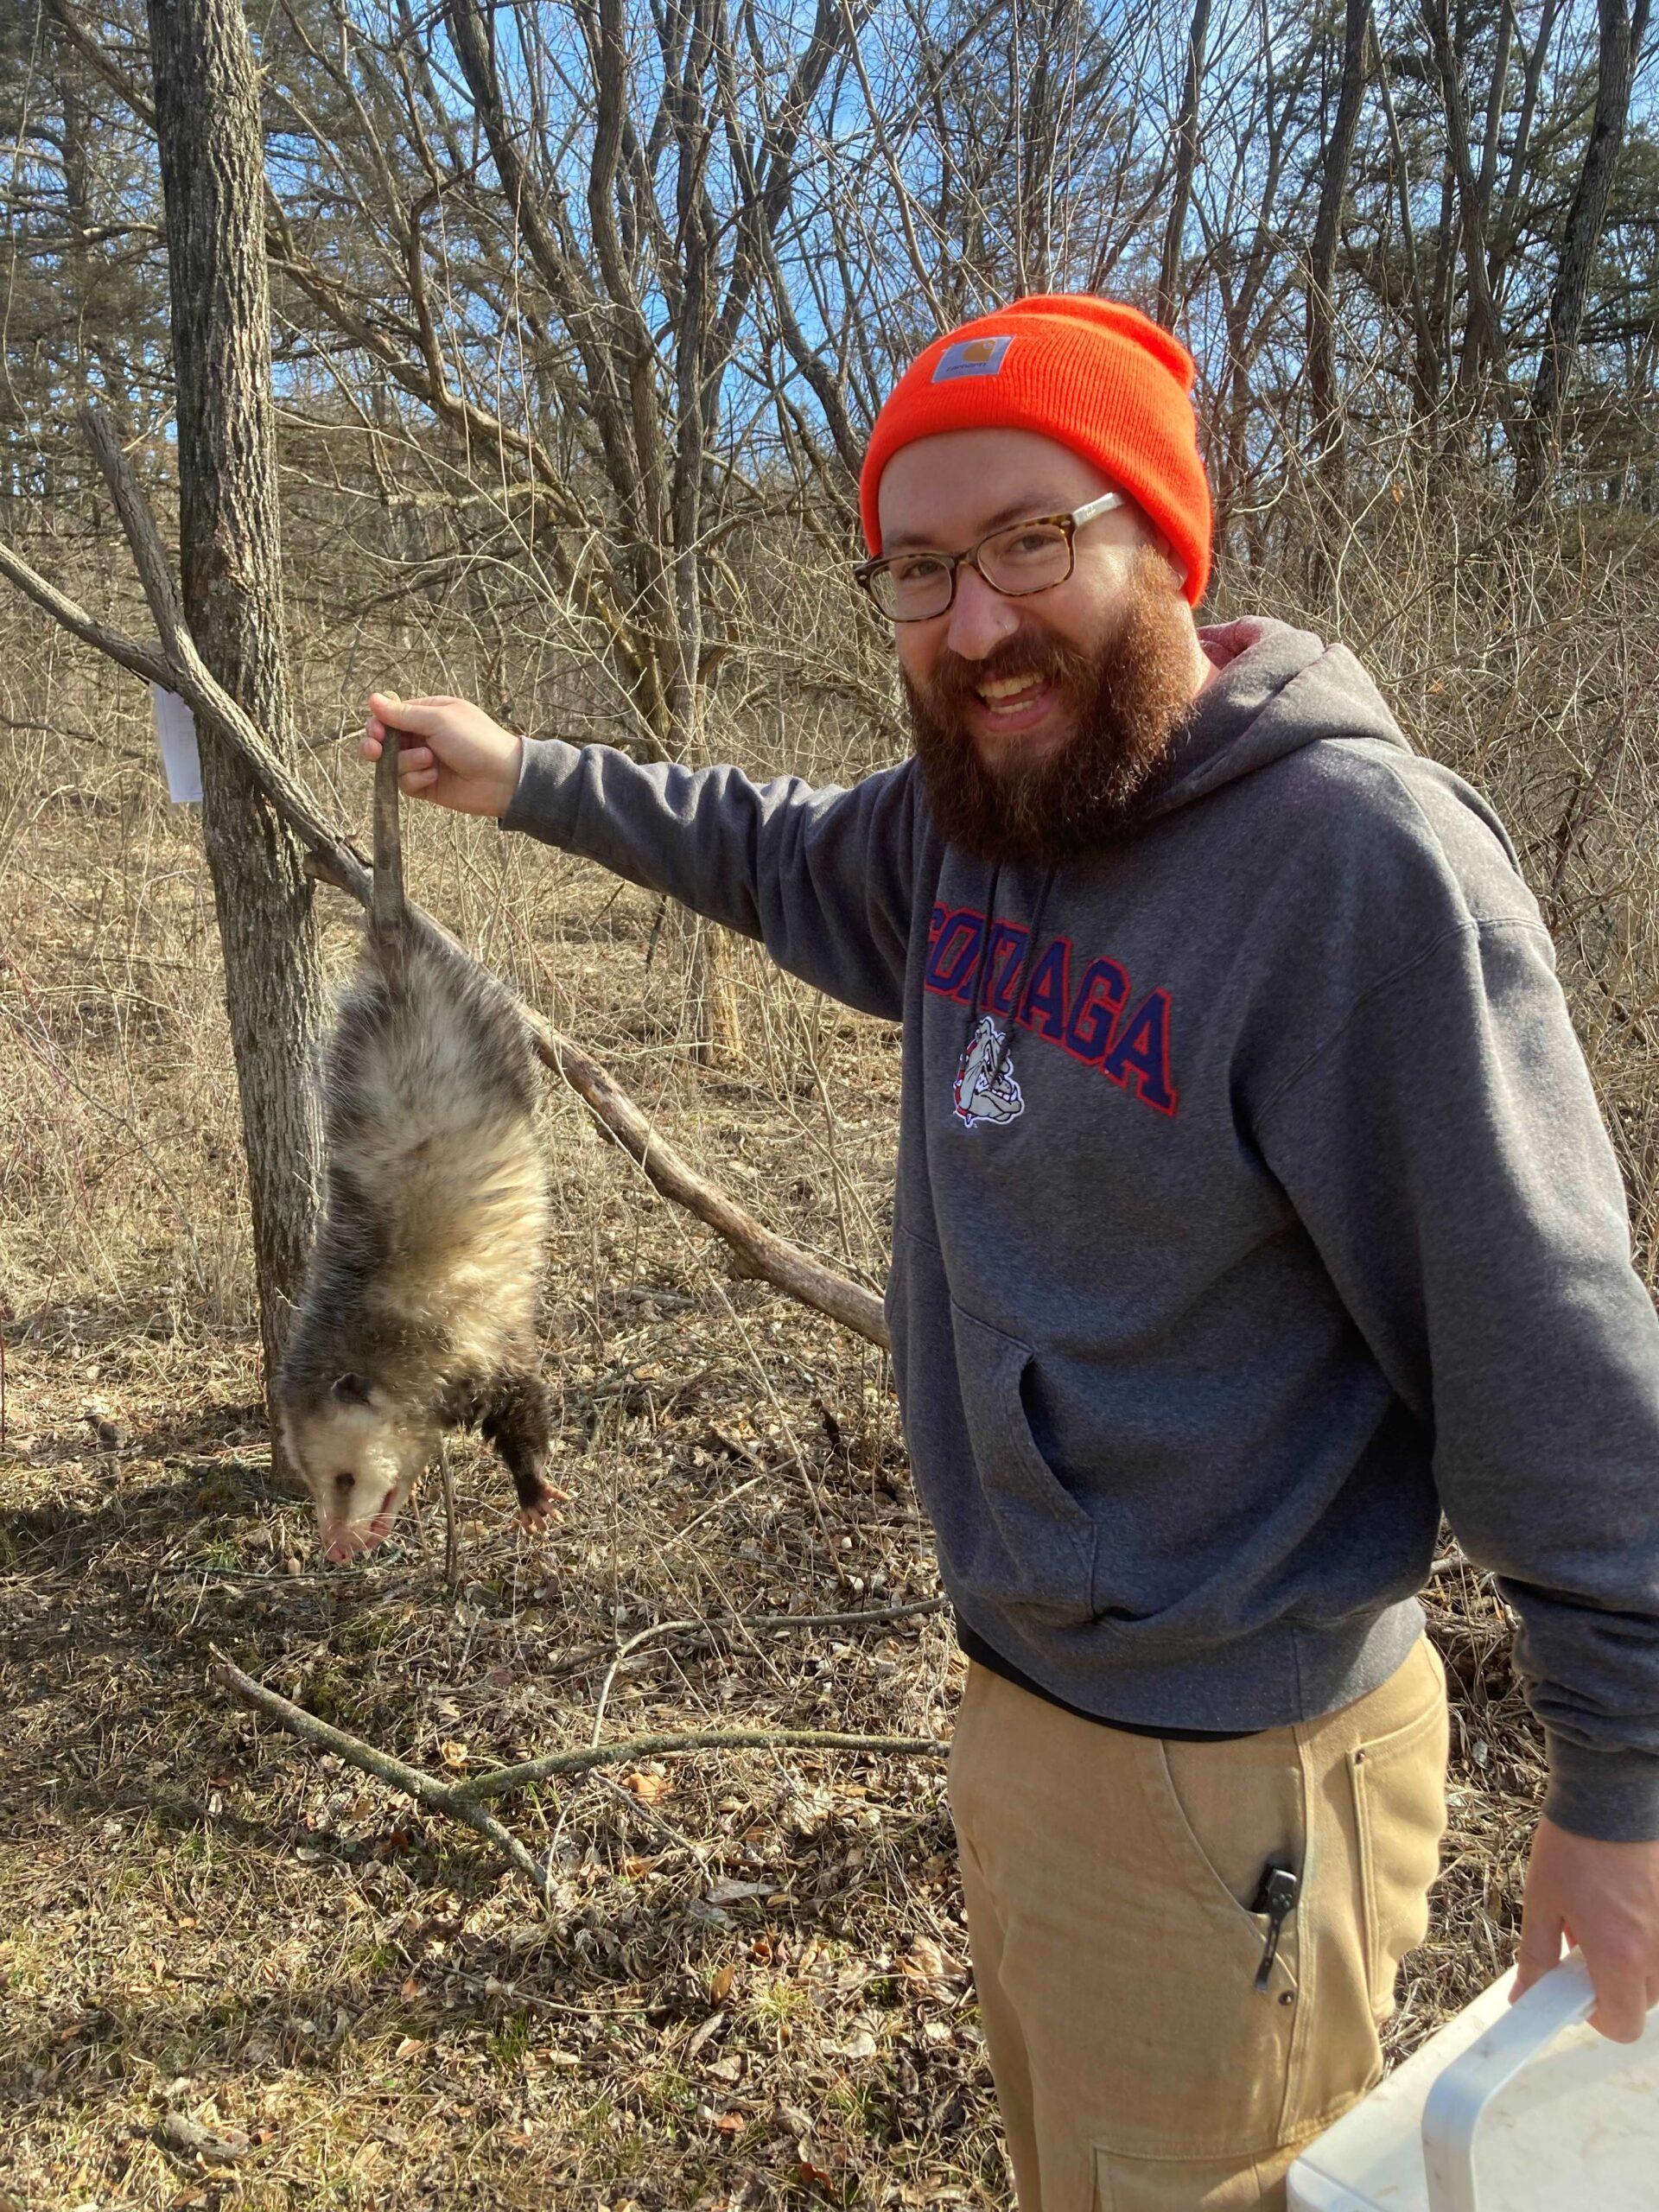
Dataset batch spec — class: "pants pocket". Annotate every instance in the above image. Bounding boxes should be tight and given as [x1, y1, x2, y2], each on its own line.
[1349, 1669, 1450, 2018]
[1120, 1738, 1304, 2157]
[1095, 2145, 1294, 2211]
[1159, 1734, 1306, 1929]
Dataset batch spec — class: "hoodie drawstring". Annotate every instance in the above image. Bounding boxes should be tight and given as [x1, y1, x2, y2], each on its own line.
[963, 864, 1003, 1040]
[965, 866, 1058, 1103]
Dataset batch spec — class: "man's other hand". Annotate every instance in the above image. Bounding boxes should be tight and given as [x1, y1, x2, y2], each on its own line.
[362, 693, 524, 819]
[1512, 1814, 1659, 2040]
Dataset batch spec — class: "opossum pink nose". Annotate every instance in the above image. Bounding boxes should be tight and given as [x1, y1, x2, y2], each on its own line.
[323, 1535, 360, 1562]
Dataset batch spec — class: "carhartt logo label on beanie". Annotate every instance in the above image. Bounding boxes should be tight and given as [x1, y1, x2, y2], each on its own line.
[861, 294, 1213, 607]
[932, 334, 1015, 382]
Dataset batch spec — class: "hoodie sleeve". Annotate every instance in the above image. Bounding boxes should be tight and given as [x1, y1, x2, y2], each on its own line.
[500, 737, 918, 1020]
[1255, 910, 1659, 1841]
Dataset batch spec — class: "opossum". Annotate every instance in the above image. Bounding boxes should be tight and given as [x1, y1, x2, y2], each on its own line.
[276, 732, 558, 1562]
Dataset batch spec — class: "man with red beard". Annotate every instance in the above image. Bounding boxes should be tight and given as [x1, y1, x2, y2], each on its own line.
[364, 296, 1659, 2208]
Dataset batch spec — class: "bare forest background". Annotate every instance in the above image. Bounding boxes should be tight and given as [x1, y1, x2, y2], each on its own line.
[2, 0, 1658, 2205]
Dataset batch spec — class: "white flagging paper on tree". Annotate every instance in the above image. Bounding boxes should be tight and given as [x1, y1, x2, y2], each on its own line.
[151, 684, 203, 803]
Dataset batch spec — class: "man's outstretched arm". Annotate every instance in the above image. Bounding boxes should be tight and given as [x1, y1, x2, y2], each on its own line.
[363, 691, 919, 1020]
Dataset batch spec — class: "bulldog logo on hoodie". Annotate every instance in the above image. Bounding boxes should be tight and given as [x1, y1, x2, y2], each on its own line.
[953, 1015, 1025, 1129]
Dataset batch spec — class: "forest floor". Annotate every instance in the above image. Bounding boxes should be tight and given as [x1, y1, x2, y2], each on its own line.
[0, 726, 1547, 2211]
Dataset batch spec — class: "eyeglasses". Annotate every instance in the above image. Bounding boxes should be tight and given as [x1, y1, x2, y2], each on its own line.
[853, 491, 1125, 623]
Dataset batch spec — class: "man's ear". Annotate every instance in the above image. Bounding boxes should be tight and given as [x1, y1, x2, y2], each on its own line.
[1149, 531, 1188, 595]
[1124, 521, 1182, 596]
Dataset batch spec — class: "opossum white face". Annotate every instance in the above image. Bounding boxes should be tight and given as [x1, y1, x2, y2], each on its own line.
[284, 1373, 435, 1562]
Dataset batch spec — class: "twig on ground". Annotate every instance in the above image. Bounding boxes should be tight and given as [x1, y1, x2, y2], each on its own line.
[597, 1771, 709, 1860]
[209, 1645, 947, 1895]
[439, 1439, 460, 1592]
[725, 1596, 947, 1634]
[209, 1644, 555, 1899]
[588, 1595, 945, 1743]
[544, 1594, 949, 1689]
[449, 1726, 949, 1806]
[1429, 1543, 1491, 1580]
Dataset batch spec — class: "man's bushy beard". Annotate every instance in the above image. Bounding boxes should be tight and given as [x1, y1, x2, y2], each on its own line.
[904, 555, 1200, 868]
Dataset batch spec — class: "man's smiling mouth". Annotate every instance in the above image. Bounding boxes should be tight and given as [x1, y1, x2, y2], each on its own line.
[973, 672, 1059, 727]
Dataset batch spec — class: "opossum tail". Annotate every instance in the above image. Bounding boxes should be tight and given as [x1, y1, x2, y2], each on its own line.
[371, 719, 409, 993]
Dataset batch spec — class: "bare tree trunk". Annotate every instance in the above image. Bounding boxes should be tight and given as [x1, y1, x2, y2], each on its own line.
[1306, 0, 1370, 501]
[1491, 0, 1563, 318]
[1370, 4, 1440, 420]
[1422, 0, 1507, 397]
[146, 0, 326, 1439]
[1518, 0, 1651, 504]
[1014, 0, 1079, 296]
[1157, 0, 1211, 328]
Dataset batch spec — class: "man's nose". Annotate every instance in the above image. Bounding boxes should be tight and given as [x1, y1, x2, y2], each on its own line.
[945, 564, 1021, 659]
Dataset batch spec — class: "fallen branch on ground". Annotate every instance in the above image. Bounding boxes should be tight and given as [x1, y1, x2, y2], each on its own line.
[0, 411, 888, 1351]
[587, 1595, 948, 1740]
[210, 1644, 947, 1902]
[446, 1724, 950, 1806]
[1428, 1541, 1492, 1580]
[210, 1645, 556, 1898]
[553, 1592, 947, 1688]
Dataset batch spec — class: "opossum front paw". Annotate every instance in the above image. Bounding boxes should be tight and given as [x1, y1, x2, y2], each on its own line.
[513, 1486, 572, 1535]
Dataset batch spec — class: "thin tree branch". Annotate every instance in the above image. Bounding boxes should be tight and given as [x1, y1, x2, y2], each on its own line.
[542, 1595, 948, 1688]
[0, 540, 175, 693]
[210, 1646, 556, 1897]
[42, 0, 157, 129]
[449, 1725, 949, 1806]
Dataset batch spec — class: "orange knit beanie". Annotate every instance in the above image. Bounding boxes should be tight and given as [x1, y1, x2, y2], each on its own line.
[859, 295, 1212, 607]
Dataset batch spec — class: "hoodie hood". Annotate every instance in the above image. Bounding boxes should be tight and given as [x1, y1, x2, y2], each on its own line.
[950, 618, 1414, 1094]
[1140, 617, 1412, 824]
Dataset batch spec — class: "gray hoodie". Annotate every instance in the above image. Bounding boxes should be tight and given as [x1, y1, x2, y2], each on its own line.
[504, 617, 1659, 1841]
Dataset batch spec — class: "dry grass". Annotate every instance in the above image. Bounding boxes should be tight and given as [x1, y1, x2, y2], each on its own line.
[2, 484, 1654, 2207]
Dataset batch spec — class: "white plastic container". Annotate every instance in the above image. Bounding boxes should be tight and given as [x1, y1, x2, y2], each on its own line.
[1287, 1953, 1659, 2212]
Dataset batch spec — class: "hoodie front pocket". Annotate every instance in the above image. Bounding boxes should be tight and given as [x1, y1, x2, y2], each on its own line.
[948, 1303, 1098, 1624]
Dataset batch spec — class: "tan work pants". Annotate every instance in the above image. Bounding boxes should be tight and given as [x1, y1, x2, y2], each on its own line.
[948, 1637, 1448, 2211]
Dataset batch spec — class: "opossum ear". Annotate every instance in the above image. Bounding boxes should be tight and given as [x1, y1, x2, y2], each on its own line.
[332, 1371, 374, 1406]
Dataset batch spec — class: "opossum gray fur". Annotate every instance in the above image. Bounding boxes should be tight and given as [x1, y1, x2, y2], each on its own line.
[276, 734, 556, 1562]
